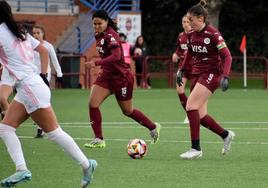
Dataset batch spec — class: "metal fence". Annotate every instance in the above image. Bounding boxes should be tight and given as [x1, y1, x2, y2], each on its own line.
[54, 55, 268, 90]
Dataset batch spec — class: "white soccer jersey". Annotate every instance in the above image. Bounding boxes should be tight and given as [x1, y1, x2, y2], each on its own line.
[33, 40, 63, 81]
[0, 23, 39, 80]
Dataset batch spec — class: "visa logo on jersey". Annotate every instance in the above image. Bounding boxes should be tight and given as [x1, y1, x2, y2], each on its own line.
[191, 45, 208, 53]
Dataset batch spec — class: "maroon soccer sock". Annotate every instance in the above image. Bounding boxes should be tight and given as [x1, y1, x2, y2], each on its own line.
[187, 110, 201, 150]
[128, 109, 156, 130]
[200, 115, 228, 139]
[89, 107, 103, 139]
[178, 93, 188, 111]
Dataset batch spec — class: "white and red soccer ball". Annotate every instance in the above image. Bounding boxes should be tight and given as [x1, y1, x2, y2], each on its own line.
[127, 139, 147, 159]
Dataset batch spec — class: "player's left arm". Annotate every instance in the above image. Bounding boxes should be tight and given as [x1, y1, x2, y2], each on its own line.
[216, 35, 232, 77]
[216, 34, 232, 91]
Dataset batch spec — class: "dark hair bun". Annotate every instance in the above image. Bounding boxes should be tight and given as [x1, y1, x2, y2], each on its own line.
[199, 0, 207, 8]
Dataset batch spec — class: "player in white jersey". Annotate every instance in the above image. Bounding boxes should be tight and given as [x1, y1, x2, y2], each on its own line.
[32, 25, 63, 138]
[0, 1, 97, 187]
[32, 25, 63, 82]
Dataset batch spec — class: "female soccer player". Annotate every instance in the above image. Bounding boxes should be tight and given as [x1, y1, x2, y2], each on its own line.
[177, 4, 235, 159]
[172, 15, 192, 123]
[32, 25, 63, 138]
[32, 25, 63, 82]
[84, 10, 160, 148]
[0, 1, 96, 187]
[0, 26, 64, 128]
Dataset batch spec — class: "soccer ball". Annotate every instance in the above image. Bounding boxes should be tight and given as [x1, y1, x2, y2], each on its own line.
[127, 139, 147, 159]
[134, 48, 142, 56]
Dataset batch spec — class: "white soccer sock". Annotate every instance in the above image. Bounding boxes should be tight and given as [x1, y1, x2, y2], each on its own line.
[0, 123, 27, 171]
[47, 127, 89, 170]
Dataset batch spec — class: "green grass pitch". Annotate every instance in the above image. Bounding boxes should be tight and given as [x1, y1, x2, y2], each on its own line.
[1, 88, 268, 188]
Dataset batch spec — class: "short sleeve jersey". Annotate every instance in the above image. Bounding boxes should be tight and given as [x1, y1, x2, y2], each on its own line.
[95, 26, 130, 77]
[0, 23, 39, 80]
[187, 25, 226, 74]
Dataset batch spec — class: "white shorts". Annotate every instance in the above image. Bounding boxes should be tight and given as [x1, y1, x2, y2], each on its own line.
[14, 74, 51, 114]
[0, 68, 16, 86]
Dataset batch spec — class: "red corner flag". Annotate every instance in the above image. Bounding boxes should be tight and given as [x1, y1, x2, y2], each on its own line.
[240, 35, 246, 53]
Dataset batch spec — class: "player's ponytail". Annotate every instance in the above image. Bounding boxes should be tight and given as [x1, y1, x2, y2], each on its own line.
[0, 1, 26, 41]
[92, 10, 119, 32]
[187, 2, 208, 23]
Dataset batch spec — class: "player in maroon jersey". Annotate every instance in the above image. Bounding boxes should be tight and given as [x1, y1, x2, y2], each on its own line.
[172, 15, 192, 123]
[84, 10, 160, 148]
[177, 4, 235, 159]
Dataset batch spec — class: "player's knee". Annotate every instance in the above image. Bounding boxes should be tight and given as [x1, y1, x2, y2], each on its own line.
[176, 85, 185, 94]
[89, 102, 99, 109]
[186, 103, 198, 111]
[177, 89, 185, 94]
[122, 109, 133, 116]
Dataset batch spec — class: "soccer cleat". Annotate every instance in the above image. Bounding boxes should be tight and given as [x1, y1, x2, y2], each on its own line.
[222, 130, 235, 155]
[183, 116, 189, 124]
[180, 148, 203, 160]
[150, 122, 161, 144]
[81, 159, 98, 188]
[84, 138, 106, 148]
[0, 170, 32, 187]
[34, 128, 44, 138]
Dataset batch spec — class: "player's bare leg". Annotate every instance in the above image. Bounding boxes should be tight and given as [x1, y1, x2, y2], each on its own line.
[0, 84, 13, 119]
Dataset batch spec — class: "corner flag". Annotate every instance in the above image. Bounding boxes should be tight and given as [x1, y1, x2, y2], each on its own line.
[240, 35, 246, 53]
[240, 35, 247, 88]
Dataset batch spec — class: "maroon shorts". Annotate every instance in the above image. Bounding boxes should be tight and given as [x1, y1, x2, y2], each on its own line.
[190, 72, 221, 93]
[94, 71, 134, 101]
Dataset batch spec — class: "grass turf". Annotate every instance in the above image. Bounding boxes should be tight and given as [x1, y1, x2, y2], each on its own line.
[1, 88, 268, 188]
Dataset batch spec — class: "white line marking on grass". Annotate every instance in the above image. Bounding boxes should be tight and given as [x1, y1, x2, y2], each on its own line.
[18, 136, 268, 145]
[23, 121, 268, 125]
[62, 121, 268, 125]
[53, 126, 268, 130]
[23, 124, 268, 130]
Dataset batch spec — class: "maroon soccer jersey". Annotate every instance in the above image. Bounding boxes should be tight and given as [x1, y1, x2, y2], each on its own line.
[186, 25, 227, 75]
[95, 26, 130, 77]
[175, 32, 192, 72]
[175, 32, 188, 59]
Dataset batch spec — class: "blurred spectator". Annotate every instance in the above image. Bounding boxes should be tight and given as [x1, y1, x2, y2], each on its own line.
[119, 33, 131, 65]
[131, 35, 151, 88]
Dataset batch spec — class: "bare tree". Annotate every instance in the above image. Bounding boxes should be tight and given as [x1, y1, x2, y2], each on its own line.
[200, 0, 226, 28]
